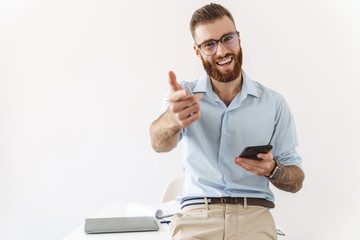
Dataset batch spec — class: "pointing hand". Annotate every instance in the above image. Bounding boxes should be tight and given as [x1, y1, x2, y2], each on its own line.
[167, 71, 203, 128]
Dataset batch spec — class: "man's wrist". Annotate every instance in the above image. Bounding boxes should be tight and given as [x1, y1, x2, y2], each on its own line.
[265, 160, 276, 177]
[265, 160, 282, 180]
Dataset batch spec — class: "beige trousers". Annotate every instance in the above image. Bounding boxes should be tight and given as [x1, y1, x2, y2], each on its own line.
[170, 199, 277, 240]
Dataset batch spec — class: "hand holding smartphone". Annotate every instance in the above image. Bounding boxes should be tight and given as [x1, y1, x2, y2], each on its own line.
[239, 145, 273, 161]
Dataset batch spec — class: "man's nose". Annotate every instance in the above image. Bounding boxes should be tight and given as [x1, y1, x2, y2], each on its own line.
[215, 42, 229, 57]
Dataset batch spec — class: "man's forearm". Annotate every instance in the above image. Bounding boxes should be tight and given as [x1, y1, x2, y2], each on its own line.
[150, 112, 182, 153]
[269, 163, 305, 193]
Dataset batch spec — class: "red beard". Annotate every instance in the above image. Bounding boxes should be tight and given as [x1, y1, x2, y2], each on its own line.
[201, 47, 243, 83]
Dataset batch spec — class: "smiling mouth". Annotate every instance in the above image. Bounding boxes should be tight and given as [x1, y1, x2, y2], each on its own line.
[216, 57, 233, 66]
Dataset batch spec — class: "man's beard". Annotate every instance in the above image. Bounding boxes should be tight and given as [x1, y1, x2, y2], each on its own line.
[201, 47, 242, 83]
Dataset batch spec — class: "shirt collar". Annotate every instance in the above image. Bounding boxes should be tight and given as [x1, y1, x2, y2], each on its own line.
[192, 70, 259, 98]
[242, 70, 259, 98]
[192, 73, 210, 94]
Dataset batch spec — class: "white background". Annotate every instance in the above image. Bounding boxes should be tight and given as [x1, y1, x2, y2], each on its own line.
[1, 0, 359, 239]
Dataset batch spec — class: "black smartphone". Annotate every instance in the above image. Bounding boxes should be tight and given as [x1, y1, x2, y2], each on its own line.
[239, 145, 273, 161]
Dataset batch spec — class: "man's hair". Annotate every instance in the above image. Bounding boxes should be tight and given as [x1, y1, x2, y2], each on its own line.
[190, 3, 235, 39]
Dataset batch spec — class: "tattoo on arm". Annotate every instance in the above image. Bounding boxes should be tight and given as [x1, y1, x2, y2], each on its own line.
[270, 164, 305, 193]
[153, 127, 181, 150]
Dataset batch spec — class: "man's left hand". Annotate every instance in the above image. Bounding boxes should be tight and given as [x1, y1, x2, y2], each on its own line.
[234, 151, 275, 177]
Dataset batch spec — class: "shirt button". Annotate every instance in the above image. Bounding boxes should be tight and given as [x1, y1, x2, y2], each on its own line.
[224, 131, 228, 134]
[222, 154, 226, 158]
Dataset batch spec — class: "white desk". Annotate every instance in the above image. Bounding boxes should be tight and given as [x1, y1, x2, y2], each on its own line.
[63, 202, 171, 240]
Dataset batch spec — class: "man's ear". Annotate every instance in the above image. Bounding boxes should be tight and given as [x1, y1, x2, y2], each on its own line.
[193, 45, 201, 57]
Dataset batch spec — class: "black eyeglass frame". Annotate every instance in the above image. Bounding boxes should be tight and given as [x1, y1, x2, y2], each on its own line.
[195, 31, 240, 56]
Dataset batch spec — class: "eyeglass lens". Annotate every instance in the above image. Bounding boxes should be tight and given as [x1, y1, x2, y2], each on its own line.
[200, 32, 238, 56]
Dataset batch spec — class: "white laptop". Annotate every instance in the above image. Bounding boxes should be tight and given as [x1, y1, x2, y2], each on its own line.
[84, 216, 160, 234]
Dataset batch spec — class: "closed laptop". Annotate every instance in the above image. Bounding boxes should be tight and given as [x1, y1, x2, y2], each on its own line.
[84, 216, 159, 234]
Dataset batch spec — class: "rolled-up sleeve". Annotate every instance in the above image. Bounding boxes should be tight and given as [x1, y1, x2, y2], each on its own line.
[271, 96, 302, 167]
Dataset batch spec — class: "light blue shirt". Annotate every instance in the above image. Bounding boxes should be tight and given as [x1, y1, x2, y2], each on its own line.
[160, 71, 302, 203]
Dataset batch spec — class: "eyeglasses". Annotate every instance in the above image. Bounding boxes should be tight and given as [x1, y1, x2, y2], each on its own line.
[196, 31, 240, 56]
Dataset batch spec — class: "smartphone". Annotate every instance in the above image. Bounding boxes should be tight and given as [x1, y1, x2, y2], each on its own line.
[239, 145, 273, 161]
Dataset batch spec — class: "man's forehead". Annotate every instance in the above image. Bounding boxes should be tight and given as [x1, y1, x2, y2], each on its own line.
[193, 16, 236, 43]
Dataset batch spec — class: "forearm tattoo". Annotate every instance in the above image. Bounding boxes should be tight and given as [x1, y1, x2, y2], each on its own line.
[270, 164, 305, 193]
[153, 127, 181, 150]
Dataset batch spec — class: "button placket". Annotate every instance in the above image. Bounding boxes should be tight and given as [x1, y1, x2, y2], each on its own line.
[218, 111, 229, 163]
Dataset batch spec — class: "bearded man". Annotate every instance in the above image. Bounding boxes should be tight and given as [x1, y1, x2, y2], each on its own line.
[150, 3, 304, 240]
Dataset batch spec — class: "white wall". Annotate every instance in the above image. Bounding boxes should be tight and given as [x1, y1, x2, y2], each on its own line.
[0, 0, 359, 239]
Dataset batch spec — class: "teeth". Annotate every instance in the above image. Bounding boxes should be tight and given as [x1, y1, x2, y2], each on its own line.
[217, 57, 232, 65]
